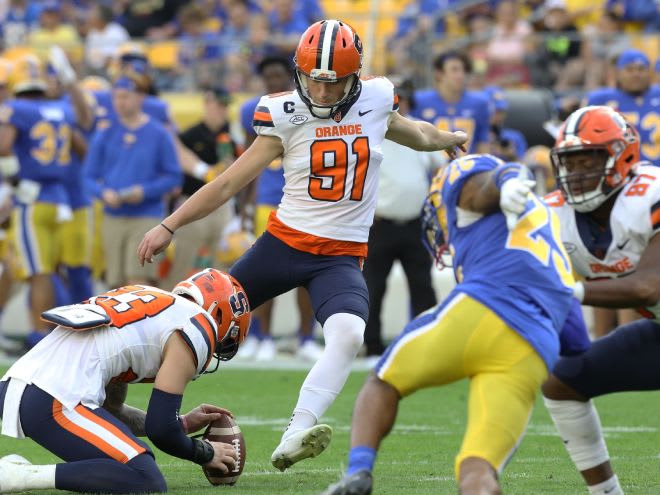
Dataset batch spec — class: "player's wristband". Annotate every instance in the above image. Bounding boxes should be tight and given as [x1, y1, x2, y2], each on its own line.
[191, 438, 215, 465]
[160, 223, 175, 235]
[573, 281, 585, 303]
[192, 161, 211, 180]
[492, 163, 524, 189]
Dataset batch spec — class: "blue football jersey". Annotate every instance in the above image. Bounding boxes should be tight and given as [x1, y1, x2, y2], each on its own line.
[0, 98, 76, 204]
[437, 155, 575, 368]
[240, 95, 285, 207]
[587, 87, 660, 164]
[412, 89, 491, 154]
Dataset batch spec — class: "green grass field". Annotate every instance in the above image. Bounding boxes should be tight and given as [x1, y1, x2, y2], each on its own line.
[1, 366, 659, 494]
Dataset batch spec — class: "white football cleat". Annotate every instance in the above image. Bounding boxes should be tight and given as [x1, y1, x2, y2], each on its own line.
[255, 338, 277, 362]
[271, 424, 332, 472]
[296, 339, 324, 362]
[236, 336, 259, 359]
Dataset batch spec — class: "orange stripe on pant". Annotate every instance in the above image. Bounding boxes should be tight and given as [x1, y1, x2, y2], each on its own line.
[73, 405, 146, 456]
[52, 401, 145, 463]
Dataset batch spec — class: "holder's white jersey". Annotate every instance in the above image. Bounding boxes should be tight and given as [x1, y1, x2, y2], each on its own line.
[253, 77, 398, 246]
[546, 165, 660, 318]
[1, 286, 217, 411]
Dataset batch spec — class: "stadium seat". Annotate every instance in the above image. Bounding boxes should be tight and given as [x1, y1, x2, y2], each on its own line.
[147, 41, 179, 70]
[502, 89, 557, 147]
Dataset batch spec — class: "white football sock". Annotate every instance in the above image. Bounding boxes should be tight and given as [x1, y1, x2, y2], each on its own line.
[543, 398, 610, 470]
[0, 463, 56, 491]
[283, 313, 364, 440]
[588, 475, 623, 495]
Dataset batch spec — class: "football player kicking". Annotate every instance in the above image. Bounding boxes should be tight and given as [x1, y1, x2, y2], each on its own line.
[138, 19, 467, 472]
[0, 268, 250, 494]
[320, 154, 590, 495]
[542, 106, 660, 495]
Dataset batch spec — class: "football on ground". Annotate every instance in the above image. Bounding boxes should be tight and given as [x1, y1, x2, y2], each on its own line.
[202, 413, 246, 486]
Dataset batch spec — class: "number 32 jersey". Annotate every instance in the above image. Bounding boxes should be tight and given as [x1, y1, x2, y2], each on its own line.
[546, 164, 660, 319]
[253, 77, 398, 256]
[1, 286, 218, 411]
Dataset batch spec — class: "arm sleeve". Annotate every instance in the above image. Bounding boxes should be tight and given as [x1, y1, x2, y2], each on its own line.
[145, 388, 196, 460]
[141, 128, 183, 201]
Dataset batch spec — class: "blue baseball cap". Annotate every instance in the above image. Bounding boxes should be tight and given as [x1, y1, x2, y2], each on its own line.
[616, 49, 650, 69]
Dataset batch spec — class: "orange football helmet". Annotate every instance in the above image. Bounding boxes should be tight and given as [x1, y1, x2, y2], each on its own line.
[173, 268, 251, 364]
[294, 19, 363, 118]
[550, 105, 640, 212]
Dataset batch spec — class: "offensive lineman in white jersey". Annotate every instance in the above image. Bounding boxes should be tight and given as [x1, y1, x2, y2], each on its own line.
[0, 269, 250, 494]
[542, 106, 660, 495]
[138, 19, 467, 471]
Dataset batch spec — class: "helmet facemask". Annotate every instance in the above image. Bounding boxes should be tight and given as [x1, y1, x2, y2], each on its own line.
[294, 69, 360, 118]
[421, 191, 451, 269]
[551, 146, 626, 212]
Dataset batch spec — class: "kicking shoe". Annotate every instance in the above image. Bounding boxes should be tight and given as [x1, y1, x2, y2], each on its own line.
[255, 338, 277, 362]
[320, 470, 373, 495]
[271, 424, 332, 471]
[296, 339, 324, 362]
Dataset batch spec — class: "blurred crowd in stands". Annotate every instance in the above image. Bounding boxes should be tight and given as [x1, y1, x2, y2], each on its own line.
[0, 0, 657, 93]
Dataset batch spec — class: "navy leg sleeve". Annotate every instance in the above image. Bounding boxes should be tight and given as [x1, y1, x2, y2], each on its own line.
[553, 319, 660, 398]
[56, 454, 166, 494]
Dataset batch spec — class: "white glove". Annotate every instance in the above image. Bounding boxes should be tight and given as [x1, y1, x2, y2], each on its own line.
[500, 173, 536, 230]
[49, 46, 76, 86]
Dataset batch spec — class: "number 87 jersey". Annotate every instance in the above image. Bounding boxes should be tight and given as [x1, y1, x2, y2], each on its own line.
[252, 76, 399, 254]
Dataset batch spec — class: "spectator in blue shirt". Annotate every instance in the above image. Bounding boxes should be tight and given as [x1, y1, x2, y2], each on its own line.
[267, 0, 309, 57]
[84, 67, 182, 287]
[483, 85, 528, 161]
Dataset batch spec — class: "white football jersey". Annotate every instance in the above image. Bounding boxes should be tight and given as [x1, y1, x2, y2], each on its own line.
[547, 164, 660, 318]
[254, 77, 398, 243]
[1, 286, 217, 411]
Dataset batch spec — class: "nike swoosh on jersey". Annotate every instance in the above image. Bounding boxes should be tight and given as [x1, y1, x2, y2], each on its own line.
[616, 239, 630, 250]
[358, 109, 373, 116]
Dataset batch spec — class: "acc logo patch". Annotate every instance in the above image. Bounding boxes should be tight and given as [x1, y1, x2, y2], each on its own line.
[289, 114, 308, 125]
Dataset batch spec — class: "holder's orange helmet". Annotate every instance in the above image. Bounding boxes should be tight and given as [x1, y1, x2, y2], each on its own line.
[173, 269, 251, 365]
[294, 19, 363, 118]
[550, 105, 640, 212]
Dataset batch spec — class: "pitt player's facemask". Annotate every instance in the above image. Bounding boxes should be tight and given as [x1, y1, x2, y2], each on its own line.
[294, 19, 363, 119]
[421, 191, 451, 269]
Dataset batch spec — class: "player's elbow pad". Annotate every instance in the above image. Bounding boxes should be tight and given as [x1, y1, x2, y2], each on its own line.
[145, 388, 196, 460]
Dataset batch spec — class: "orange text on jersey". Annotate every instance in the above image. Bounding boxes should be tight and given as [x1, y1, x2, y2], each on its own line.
[315, 124, 363, 138]
[589, 257, 634, 274]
